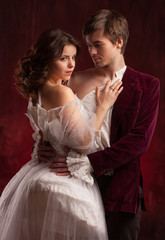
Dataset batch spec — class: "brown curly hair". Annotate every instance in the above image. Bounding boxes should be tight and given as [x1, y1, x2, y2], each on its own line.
[15, 29, 80, 104]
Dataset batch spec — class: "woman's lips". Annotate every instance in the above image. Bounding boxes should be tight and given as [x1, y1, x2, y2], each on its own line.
[66, 71, 73, 75]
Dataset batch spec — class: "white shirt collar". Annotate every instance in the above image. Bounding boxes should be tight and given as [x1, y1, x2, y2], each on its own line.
[115, 65, 127, 79]
[111, 65, 127, 85]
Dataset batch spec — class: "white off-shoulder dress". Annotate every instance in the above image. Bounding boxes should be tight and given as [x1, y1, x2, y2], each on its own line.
[0, 88, 112, 240]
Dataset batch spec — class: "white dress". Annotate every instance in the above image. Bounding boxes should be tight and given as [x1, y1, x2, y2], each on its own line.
[0, 89, 112, 240]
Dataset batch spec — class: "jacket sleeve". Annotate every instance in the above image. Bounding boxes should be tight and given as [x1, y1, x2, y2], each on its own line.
[88, 76, 160, 177]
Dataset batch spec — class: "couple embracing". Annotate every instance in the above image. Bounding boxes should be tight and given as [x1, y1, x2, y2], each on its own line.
[0, 9, 159, 240]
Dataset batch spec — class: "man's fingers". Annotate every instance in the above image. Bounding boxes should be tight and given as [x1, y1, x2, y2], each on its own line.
[38, 155, 51, 163]
[50, 167, 70, 175]
[52, 158, 67, 163]
[50, 167, 69, 173]
[49, 157, 69, 175]
[37, 150, 56, 157]
[49, 162, 67, 168]
[38, 144, 53, 151]
[56, 172, 71, 176]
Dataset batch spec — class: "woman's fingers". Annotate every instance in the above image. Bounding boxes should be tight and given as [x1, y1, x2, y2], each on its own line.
[96, 86, 100, 103]
[115, 86, 123, 95]
[104, 80, 112, 91]
[109, 79, 120, 90]
[113, 82, 123, 94]
[109, 80, 123, 94]
[96, 79, 123, 109]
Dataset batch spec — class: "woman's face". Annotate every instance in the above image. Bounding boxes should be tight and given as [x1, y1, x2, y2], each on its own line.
[51, 44, 77, 82]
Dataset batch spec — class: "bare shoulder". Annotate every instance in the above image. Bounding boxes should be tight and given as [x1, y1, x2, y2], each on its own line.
[71, 68, 97, 81]
[42, 85, 75, 110]
[69, 68, 97, 92]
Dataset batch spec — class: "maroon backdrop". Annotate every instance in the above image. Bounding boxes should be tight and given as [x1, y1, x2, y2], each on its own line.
[0, 0, 164, 239]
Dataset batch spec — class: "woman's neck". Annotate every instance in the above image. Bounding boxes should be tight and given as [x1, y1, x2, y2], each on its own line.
[46, 78, 62, 86]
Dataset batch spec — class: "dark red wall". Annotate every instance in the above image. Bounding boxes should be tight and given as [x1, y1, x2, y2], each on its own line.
[0, 0, 164, 239]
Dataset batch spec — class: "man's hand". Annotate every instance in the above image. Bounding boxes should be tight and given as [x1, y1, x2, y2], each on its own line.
[37, 131, 70, 176]
[37, 140, 56, 163]
[38, 142, 70, 176]
[50, 158, 70, 176]
[37, 130, 55, 163]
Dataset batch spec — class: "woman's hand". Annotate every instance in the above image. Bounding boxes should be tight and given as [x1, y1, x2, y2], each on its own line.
[96, 80, 123, 111]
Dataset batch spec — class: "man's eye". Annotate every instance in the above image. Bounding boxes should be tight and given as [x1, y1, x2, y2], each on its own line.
[95, 44, 102, 48]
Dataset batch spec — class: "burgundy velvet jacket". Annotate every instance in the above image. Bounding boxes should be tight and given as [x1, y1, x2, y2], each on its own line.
[88, 66, 160, 214]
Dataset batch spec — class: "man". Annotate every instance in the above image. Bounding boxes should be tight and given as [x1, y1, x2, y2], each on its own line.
[38, 9, 160, 239]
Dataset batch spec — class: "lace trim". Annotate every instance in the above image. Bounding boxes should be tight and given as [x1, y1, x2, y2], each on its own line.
[28, 131, 41, 165]
[66, 150, 94, 186]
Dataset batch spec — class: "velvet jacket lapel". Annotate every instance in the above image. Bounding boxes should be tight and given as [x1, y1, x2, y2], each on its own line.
[110, 67, 142, 144]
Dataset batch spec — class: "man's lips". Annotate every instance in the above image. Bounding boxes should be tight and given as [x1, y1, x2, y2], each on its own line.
[92, 57, 101, 62]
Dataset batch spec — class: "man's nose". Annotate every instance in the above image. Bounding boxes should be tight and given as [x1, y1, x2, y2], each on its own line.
[89, 47, 97, 55]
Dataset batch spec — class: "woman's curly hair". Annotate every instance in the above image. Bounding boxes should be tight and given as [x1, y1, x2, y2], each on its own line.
[15, 29, 80, 104]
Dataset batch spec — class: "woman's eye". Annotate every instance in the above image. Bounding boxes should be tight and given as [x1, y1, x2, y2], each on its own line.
[60, 57, 67, 61]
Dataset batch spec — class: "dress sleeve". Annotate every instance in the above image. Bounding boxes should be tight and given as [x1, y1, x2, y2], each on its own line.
[47, 97, 98, 154]
[46, 98, 99, 185]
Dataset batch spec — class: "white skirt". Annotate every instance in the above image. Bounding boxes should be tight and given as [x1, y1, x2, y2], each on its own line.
[0, 160, 108, 240]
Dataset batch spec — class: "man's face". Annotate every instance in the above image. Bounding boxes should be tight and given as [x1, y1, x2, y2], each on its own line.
[85, 29, 118, 68]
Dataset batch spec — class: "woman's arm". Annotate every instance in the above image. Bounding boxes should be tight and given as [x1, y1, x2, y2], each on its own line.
[46, 81, 122, 153]
[45, 80, 123, 132]
[95, 80, 123, 131]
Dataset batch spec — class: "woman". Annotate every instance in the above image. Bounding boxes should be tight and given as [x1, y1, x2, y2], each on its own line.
[0, 29, 122, 240]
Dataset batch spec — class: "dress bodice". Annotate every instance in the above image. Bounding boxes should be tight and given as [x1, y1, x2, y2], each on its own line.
[27, 88, 112, 158]
[27, 88, 111, 157]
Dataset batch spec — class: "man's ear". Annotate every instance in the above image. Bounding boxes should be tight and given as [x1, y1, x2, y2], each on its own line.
[116, 37, 123, 51]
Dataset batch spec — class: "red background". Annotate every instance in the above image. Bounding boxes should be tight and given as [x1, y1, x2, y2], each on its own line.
[0, 0, 164, 239]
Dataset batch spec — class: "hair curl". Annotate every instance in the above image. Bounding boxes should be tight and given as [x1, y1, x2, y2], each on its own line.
[15, 29, 80, 104]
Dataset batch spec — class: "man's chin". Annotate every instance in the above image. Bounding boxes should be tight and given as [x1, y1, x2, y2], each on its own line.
[94, 61, 103, 67]
[94, 62, 108, 69]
